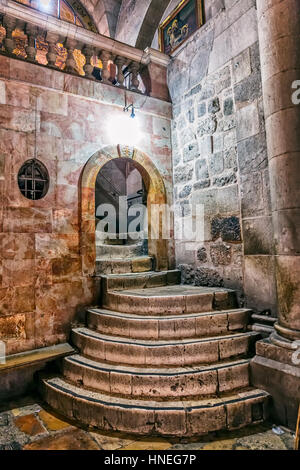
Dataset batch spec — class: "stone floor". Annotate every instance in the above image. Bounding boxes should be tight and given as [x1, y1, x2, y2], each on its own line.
[0, 395, 295, 450]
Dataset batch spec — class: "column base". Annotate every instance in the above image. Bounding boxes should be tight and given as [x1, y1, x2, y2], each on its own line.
[274, 322, 300, 341]
[250, 337, 300, 430]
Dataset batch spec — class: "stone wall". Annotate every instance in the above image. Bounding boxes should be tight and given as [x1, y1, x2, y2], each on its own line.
[168, 0, 277, 312]
[0, 55, 173, 355]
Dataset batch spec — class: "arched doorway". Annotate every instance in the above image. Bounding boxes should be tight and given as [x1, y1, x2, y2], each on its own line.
[80, 145, 169, 275]
[95, 158, 148, 262]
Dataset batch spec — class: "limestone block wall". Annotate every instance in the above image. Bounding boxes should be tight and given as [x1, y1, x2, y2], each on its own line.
[168, 0, 277, 312]
[0, 55, 173, 355]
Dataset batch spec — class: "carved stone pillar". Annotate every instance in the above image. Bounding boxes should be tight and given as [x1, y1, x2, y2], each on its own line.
[251, 0, 300, 431]
[25, 23, 38, 62]
[129, 62, 140, 91]
[65, 38, 77, 74]
[108, 55, 117, 84]
[115, 56, 126, 87]
[3, 16, 16, 55]
[46, 32, 59, 67]
[83, 45, 95, 79]
[100, 51, 111, 84]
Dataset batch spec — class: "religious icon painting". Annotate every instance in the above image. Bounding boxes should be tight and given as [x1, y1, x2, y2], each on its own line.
[159, 0, 204, 55]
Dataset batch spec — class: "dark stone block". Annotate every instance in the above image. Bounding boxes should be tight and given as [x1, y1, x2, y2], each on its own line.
[224, 97, 234, 116]
[213, 171, 237, 187]
[184, 83, 202, 99]
[210, 243, 232, 266]
[197, 247, 207, 262]
[240, 171, 270, 218]
[179, 264, 195, 284]
[179, 185, 192, 199]
[195, 267, 224, 287]
[0, 441, 22, 450]
[193, 180, 211, 190]
[208, 97, 220, 114]
[234, 71, 262, 105]
[211, 216, 242, 242]
[243, 217, 274, 255]
[237, 133, 268, 174]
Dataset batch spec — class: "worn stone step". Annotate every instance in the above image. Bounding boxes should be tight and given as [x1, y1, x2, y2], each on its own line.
[96, 243, 144, 259]
[96, 256, 153, 275]
[87, 308, 251, 340]
[63, 355, 250, 399]
[96, 231, 146, 246]
[100, 270, 181, 292]
[41, 376, 270, 437]
[103, 285, 237, 315]
[71, 328, 260, 367]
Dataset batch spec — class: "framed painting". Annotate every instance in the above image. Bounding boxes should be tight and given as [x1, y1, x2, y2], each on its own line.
[159, 0, 204, 55]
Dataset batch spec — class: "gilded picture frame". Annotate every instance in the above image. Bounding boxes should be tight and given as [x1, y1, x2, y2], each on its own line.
[159, 0, 204, 55]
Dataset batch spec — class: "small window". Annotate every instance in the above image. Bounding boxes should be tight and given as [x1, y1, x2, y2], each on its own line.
[18, 159, 49, 200]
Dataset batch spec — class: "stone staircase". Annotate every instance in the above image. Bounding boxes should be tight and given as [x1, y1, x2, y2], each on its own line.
[40, 267, 270, 437]
[95, 232, 151, 274]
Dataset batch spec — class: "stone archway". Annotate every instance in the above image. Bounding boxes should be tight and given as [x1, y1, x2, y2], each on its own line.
[80, 144, 169, 275]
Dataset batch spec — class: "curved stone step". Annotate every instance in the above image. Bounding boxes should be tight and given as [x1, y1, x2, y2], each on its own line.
[96, 231, 146, 246]
[103, 285, 237, 315]
[72, 328, 259, 367]
[87, 308, 251, 340]
[63, 354, 250, 399]
[41, 376, 270, 437]
[96, 243, 144, 259]
[100, 270, 181, 292]
[96, 256, 153, 275]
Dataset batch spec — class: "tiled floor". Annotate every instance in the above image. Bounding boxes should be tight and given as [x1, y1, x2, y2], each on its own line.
[0, 395, 295, 450]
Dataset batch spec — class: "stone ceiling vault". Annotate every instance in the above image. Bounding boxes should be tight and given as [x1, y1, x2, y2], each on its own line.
[77, 0, 176, 50]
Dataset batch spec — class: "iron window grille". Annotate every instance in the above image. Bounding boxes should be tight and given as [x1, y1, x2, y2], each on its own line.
[18, 159, 49, 200]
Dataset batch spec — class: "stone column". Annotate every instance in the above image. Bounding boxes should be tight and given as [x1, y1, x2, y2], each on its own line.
[251, 0, 300, 430]
[257, 0, 300, 341]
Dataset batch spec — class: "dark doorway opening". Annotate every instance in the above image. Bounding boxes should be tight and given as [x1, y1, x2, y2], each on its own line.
[95, 158, 148, 258]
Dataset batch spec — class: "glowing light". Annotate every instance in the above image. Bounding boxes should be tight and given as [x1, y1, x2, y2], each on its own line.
[107, 112, 143, 147]
[39, 0, 53, 12]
